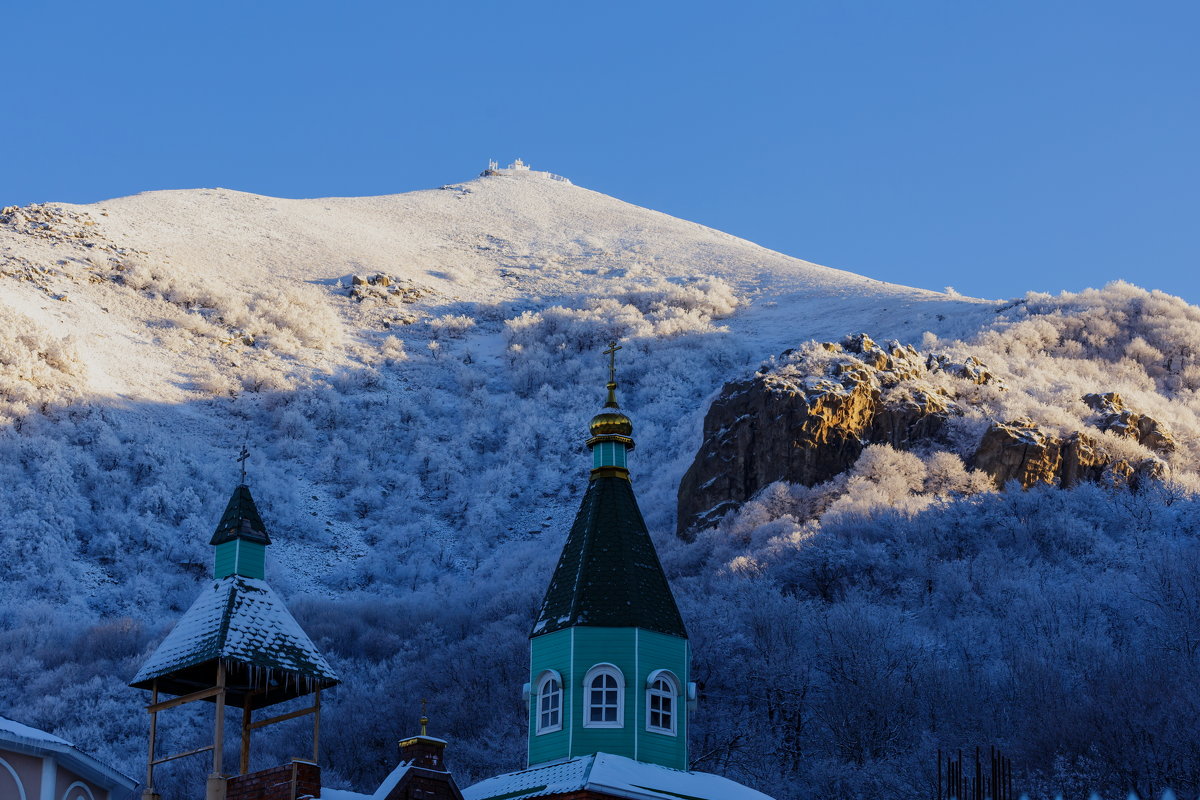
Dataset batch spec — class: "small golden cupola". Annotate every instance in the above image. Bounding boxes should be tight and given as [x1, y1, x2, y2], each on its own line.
[587, 342, 635, 477]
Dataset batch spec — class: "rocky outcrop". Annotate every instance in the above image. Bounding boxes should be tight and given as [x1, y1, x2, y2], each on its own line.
[970, 419, 1164, 490]
[677, 334, 962, 535]
[1082, 392, 1175, 454]
[677, 337, 1174, 537]
[347, 272, 425, 305]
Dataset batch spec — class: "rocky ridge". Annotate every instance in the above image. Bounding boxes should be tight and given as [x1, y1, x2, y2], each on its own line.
[677, 334, 1174, 536]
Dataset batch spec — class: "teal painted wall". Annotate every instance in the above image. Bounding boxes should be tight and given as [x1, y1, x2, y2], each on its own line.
[528, 627, 689, 770]
[528, 629, 572, 766]
[214, 539, 265, 579]
[592, 441, 628, 469]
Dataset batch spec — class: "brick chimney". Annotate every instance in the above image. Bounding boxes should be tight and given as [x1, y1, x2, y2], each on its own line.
[398, 735, 448, 771]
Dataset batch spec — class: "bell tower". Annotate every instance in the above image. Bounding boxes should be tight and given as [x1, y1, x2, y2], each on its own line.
[130, 479, 339, 800]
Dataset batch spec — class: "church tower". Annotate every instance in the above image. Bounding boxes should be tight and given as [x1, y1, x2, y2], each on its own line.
[526, 343, 690, 771]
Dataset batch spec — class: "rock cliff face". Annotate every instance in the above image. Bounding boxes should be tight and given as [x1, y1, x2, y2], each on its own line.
[677, 335, 1173, 537]
[967, 421, 1163, 489]
[677, 334, 966, 535]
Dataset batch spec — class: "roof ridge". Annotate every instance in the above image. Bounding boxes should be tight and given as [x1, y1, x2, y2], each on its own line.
[215, 576, 239, 657]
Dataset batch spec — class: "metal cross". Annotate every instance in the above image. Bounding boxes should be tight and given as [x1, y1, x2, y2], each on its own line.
[236, 444, 250, 485]
[603, 340, 621, 385]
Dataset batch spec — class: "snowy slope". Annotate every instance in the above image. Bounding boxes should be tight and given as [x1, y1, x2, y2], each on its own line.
[3, 169, 995, 406]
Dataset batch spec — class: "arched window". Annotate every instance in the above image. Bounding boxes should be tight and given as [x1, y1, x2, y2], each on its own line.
[0, 757, 27, 800]
[535, 670, 563, 734]
[645, 669, 680, 736]
[583, 663, 624, 728]
[62, 783, 97, 800]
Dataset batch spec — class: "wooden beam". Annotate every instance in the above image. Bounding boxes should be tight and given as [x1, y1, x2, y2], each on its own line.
[151, 744, 214, 766]
[240, 703, 251, 776]
[146, 682, 158, 790]
[312, 689, 321, 763]
[213, 661, 226, 775]
[248, 704, 318, 731]
[146, 686, 223, 713]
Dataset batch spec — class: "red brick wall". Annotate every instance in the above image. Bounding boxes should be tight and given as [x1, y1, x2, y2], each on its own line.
[226, 761, 320, 800]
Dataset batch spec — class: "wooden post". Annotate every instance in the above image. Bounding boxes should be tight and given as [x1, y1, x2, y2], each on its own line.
[312, 688, 322, 763]
[213, 661, 227, 776]
[146, 681, 159, 792]
[240, 702, 252, 775]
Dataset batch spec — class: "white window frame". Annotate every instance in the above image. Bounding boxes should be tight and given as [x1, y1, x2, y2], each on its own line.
[645, 669, 680, 736]
[583, 663, 625, 728]
[535, 669, 564, 735]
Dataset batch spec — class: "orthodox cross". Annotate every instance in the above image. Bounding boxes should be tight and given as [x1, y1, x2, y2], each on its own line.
[236, 444, 250, 485]
[420, 698, 429, 736]
[604, 340, 621, 385]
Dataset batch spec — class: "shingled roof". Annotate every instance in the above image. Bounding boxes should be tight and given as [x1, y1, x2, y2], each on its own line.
[532, 475, 686, 639]
[210, 484, 271, 546]
[130, 575, 338, 707]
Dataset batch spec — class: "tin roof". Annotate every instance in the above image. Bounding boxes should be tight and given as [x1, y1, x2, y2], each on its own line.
[532, 476, 686, 639]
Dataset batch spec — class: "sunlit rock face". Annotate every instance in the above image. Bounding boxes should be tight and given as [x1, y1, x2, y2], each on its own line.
[677, 335, 1175, 537]
[972, 419, 1165, 491]
[1082, 391, 1176, 454]
[677, 334, 961, 537]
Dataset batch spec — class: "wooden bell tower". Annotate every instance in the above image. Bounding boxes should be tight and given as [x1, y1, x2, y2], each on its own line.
[130, 482, 339, 800]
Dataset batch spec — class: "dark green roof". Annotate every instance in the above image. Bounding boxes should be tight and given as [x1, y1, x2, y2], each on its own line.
[129, 575, 338, 708]
[532, 476, 687, 639]
[210, 484, 271, 546]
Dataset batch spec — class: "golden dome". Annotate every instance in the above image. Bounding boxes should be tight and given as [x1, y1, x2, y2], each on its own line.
[590, 407, 633, 438]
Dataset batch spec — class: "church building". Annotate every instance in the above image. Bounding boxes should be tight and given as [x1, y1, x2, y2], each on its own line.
[462, 346, 772, 800]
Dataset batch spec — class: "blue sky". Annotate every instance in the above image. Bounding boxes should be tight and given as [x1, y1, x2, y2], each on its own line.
[3, 1, 1197, 302]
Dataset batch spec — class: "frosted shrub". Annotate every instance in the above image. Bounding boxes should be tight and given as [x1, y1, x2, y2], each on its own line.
[428, 314, 477, 339]
[114, 256, 344, 356]
[238, 363, 294, 393]
[615, 276, 741, 319]
[378, 336, 407, 364]
[247, 286, 344, 353]
[0, 305, 85, 421]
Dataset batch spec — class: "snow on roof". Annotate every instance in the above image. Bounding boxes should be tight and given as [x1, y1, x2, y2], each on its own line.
[0, 715, 137, 795]
[0, 715, 70, 746]
[321, 763, 413, 800]
[131, 575, 338, 686]
[462, 753, 776, 800]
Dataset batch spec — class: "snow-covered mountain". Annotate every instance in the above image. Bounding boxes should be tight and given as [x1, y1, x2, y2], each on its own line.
[3, 168, 1198, 800]
[3, 170, 993, 406]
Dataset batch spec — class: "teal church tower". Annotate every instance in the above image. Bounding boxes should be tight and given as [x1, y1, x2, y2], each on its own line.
[211, 484, 271, 580]
[526, 345, 691, 771]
